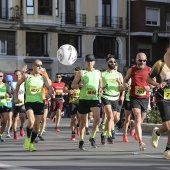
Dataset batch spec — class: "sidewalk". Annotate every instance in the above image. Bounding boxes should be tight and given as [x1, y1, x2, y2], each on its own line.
[142, 123, 161, 133]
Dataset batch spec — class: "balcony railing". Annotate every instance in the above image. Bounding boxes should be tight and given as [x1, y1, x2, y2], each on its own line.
[0, 7, 20, 21]
[61, 13, 86, 26]
[95, 16, 123, 29]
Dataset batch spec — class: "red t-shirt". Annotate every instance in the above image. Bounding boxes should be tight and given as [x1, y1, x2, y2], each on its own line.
[52, 82, 65, 99]
[130, 65, 150, 98]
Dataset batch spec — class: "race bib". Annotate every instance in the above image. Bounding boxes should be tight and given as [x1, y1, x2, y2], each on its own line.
[86, 88, 96, 96]
[6, 98, 12, 102]
[18, 98, 24, 104]
[30, 86, 41, 94]
[0, 95, 4, 100]
[135, 86, 146, 96]
[164, 88, 170, 99]
[72, 92, 79, 98]
[55, 90, 63, 93]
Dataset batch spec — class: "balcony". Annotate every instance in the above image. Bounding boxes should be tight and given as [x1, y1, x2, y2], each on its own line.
[95, 16, 123, 29]
[61, 13, 86, 26]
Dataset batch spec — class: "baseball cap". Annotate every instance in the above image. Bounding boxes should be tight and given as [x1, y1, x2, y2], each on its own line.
[5, 75, 13, 82]
[85, 54, 95, 61]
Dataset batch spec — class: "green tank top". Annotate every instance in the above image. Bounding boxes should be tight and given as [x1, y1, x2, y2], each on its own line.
[101, 70, 119, 101]
[125, 79, 131, 102]
[25, 74, 44, 103]
[79, 69, 100, 100]
[0, 83, 7, 106]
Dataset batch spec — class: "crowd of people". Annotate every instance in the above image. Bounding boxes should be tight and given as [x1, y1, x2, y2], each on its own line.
[1, 45, 170, 159]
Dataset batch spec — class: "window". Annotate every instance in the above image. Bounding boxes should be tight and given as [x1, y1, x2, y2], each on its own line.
[93, 36, 118, 59]
[55, 0, 59, 17]
[26, 32, 48, 57]
[0, 31, 15, 55]
[38, 0, 52, 16]
[26, 0, 34, 15]
[146, 8, 160, 26]
[166, 12, 170, 32]
[65, 0, 75, 24]
[102, 0, 111, 26]
[0, 0, 7, 19]
[58, 34, 81, 58]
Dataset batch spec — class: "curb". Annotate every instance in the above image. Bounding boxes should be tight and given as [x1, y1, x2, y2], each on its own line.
[142, 123, 161, 133]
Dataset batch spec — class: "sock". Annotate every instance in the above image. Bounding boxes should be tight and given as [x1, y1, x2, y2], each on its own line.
[165, 143, 170, 151]
[80, 135, 84, 141]
[90, 130, 96, 139]
[6, 130, 9, 134]
[86, 127, 89, 132]
[108, 131, 112, 137]
[30, 131, 38, 143]
[26, 126, 33, 138]
[77, 123, 79, 128]
[102, 130, 107, 136]
[72, 132, 75, 134]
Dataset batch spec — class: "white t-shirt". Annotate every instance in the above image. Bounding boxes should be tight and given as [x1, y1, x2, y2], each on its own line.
[11, 81, 25, 106]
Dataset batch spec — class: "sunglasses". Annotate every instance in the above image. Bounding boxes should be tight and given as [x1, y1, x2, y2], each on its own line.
[138, 59, 147, 62]
[0, 75, 3, 77]
[56, 76, 61, 78]
[35, 64, 43, 68]
[108, 61, 117, 64]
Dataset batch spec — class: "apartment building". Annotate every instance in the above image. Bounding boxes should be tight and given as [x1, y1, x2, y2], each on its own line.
[0, 0, 127, 79]
[129, 0, 170, 66]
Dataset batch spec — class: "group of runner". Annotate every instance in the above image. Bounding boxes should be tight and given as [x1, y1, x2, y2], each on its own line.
[0, 45, 170, 159]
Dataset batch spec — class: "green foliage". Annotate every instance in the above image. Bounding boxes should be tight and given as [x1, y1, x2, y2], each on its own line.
[146, 106, 162, 124]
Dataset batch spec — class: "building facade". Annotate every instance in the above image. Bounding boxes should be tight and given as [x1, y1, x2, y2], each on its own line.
[129, 0, 170, 67]
[0, 0, 127, 80]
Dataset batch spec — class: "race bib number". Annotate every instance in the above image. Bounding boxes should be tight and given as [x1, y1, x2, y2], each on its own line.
[30, 86, 41, 94]
[164, 88, 170, 99]
[135, 86, 146, 96]
[86, 88, 96, 96]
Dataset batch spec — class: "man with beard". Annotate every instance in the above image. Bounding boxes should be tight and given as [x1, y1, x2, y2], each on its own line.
[100, 54, 124, 145]
[124, 53, 151, 151]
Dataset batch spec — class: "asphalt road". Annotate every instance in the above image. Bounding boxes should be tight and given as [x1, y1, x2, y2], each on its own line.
[0, 118, 169, 170]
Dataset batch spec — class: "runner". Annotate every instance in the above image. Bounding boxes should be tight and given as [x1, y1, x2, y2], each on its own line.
[14, 59, 54, 151]
[124, 52, 151, 151]
[71, 54, 102, 150]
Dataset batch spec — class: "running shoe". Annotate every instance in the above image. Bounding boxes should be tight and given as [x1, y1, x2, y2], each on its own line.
[134, 132, 139, 141]
[23, 138, 31, 149]
[150, 127, 160, 148]
[107, 136, 114, 144]
[123, 134, 128, 142]
[70, 134, 76, 141]
[76, 127, 80, 136]
[130, 128, 135, 136]
[37, 134, 44, 141]
[29, 143, 36, 151]
[139, 142, 146, 151]
[111, 130, 115, 139]
[164, 150, 170, 159]
[20, 127, 25, 136]
[101, 133, 106, 145]
[0, 136, 5, 142]
[6, 133, 11, 138]
[79, 141, 85, 150]
[55, 127, 60, 132]
[14, 132, 19, 140]
[89, 138, 97, 148]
